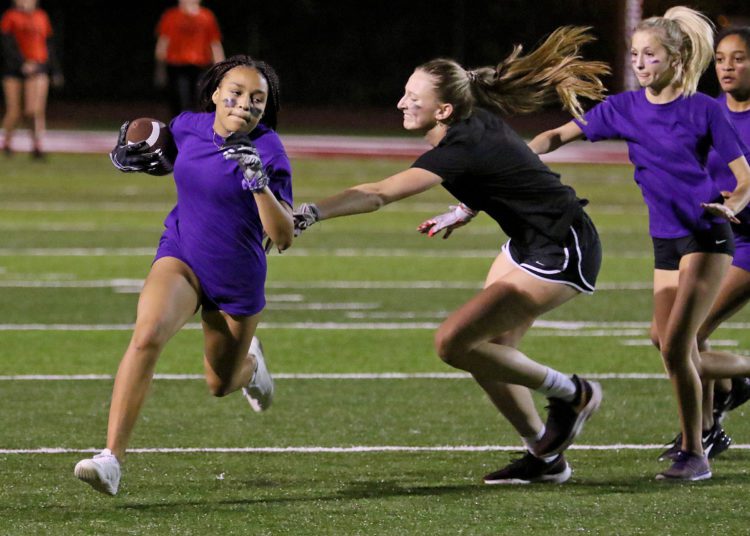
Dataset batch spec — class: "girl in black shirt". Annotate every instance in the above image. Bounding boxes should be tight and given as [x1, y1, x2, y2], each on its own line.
[294, 27, 608, 484]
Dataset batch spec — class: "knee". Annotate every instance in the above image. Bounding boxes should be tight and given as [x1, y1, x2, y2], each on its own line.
[434, 325, 469, 367]
[660, 342, 689, 374]
[130, 323, 170, 355]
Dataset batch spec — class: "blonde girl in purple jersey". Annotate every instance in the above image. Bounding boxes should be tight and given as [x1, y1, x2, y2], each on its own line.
[656, 27, 750, 461]
[531, 7, 750, 481]
[73, 56, 294, 496]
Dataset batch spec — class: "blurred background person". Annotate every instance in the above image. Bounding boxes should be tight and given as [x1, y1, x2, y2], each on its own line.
[1, 0, 62, 159]
[155, 0, 224, 119]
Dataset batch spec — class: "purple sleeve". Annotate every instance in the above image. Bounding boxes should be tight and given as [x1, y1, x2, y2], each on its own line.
[266, 151, 293, 208]
[709, 102, 750, 165]
[573, 98, 622, 142]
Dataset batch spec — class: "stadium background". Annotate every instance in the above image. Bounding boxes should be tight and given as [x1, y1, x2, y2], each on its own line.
[1, 0, 748, 134]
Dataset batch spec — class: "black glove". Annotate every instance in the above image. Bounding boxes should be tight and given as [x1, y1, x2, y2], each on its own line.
[222, 132, 269, 192]
[109, 121, 174, 176]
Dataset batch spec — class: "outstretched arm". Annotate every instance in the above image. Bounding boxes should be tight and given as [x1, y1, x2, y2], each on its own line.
[320, 168, 442, 219]
[294, 167, 442, 234]
[528, 120, 585, 155]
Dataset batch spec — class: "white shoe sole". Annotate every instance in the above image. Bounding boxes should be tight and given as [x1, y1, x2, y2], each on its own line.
[484, 463, 572, 485]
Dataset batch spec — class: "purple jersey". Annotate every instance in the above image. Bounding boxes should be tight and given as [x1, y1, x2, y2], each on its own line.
[156, 111, 293, 316]
[575, 89, 748, 238]
[706, 94, 750, 224]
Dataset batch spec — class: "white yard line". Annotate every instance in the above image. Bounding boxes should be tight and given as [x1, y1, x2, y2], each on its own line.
[1, 443, 722, 455]
[0, 372, 667, 380]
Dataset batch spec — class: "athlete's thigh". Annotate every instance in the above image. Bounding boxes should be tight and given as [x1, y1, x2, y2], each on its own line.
[652, 269, 679, 345]
[701, 266, 750, 339]
[201, 309, 261, 369]
[664, 253, 730, 345]
[444, 254, 578, 345]
[135, 256, 201, 338]
[2, 77, 22, 111]
[23, 74, 48, 115]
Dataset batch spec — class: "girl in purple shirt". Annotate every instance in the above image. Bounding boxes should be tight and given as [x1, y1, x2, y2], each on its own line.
[74, 56, 294, 496]
[531, 7, 750, 481]
[678, 27, 750, 459]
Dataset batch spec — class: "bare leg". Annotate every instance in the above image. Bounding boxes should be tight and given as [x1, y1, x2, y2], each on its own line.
[2, 77, 23, 150]
[106, 257, 200, 459]
[653, 253, 730, 456]
[24, 73, 49, 152]
[435, 254, 579, 438]
[698, 265, 750, 389]
[201, 308, 261, 397]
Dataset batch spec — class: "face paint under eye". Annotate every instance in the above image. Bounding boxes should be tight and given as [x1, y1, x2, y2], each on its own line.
[646, 58, 661, 65]
[248, 107, 263, 118]
[223, 97, 238, 108]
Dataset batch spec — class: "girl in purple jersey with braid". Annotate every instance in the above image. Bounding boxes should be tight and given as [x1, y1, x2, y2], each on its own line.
[658, 26, 750, 462]
[73, 55, 294, 496]
[294, 27, 609, 485]
[531, 8, 750, 481]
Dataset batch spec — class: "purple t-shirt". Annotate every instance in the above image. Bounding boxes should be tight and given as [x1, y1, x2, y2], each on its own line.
[706, 93, 750, 228]
[160, 111, 293, 315]
[575, 89, 748, 238]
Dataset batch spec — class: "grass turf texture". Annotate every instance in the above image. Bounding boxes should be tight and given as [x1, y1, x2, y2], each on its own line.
[2, 153, 750, 534]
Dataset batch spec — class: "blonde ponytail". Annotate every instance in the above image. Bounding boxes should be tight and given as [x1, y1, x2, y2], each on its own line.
[637, 6, 714, 95]
[419, 26, 609, 123]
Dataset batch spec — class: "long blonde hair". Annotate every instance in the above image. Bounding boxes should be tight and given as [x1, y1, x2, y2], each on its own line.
[636, 6, 715, 95]
[418, 26, 609, 123]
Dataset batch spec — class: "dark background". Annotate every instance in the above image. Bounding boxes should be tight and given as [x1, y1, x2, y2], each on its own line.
[2, 0, 749, 132]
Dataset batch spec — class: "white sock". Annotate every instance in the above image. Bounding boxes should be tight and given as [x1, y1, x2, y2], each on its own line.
[523, 428, 558, 462]
[521, 427, 545, 452]
[537, 368, 577, 402]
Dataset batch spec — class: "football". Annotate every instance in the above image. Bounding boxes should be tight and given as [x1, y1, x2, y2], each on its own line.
[126, 117, 175, 156]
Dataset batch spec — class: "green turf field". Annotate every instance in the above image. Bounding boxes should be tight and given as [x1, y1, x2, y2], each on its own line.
[2, 153, 750, 535]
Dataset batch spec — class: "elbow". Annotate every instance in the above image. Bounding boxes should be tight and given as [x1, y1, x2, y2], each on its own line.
[275, 232, 293, 251]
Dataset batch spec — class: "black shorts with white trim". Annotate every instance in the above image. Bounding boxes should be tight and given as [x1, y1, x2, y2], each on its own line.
[503, 211, 601, 294]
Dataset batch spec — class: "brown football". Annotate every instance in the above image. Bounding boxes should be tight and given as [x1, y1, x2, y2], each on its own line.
[126, 117, 173, 152]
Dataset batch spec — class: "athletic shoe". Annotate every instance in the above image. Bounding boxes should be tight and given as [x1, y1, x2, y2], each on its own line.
[74, 449, 121, 495]
[533, 375, 602, 457]
[484, 451, 571, 485]
[715, 377, 750, 425]
[656, 450, 711, 481]
[242, 336, 274, 412]
[657, 423, 732, 461]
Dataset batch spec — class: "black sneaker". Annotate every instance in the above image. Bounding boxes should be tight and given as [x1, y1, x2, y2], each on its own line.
[534, 375, 602, 457]
[714, 377, 750, 423]
[657, 423, 732, 461]
[483, 451, 571, 485]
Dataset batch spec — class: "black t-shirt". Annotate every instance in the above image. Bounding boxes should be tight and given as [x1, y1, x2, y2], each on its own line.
[412, 108, 586, 248]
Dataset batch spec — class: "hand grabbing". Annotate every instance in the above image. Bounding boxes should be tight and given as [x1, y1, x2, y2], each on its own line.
[417, 203, 477, 239]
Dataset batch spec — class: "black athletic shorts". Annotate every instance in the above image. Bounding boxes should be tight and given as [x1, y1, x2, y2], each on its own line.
[503, 211, 601, 294]
[652, 223, 734, 270]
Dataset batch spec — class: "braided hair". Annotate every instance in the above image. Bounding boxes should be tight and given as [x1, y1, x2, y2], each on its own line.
[198, 55, 282, 130]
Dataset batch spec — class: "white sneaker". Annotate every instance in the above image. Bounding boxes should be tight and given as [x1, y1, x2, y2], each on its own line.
[242, 336, 274, 412]
[74, 449, 121, 496]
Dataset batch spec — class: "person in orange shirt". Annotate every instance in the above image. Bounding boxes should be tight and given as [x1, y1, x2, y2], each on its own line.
[155, 0, 224, 118]
[1, 0, 62, 159]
